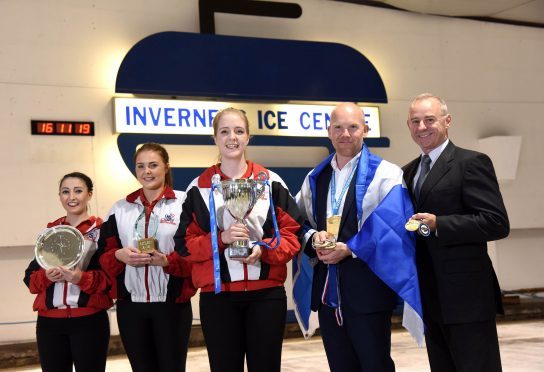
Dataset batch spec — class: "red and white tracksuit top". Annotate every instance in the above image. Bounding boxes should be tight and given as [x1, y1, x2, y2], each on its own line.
[98, 187, 195, 303]
[176, 161, 304, 293]
[23, 216, 112, 318]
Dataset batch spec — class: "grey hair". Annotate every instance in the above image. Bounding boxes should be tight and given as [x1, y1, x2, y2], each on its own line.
[410, 93, 449, 116]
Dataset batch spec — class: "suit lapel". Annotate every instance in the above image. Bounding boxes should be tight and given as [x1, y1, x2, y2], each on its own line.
[403, 157, 419, 208]
[339, 171, 357, 236]
[418, 141, 456, 205]
[315, 165, 332, 231]
[404, 158, 419, 194]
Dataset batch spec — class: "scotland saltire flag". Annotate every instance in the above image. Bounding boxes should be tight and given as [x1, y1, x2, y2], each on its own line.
[292, 245, 319, 338]
[293, 145, 425, 346]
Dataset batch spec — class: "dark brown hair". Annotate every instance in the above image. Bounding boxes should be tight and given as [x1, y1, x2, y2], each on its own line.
[133, 142, 173, 187]
[59, 172, 93, 192]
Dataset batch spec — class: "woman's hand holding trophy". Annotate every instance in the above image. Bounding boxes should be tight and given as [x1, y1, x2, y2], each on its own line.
[114, 247, 152, 267]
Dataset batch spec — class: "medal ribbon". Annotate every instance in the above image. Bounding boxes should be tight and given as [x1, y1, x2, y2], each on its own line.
[322, 159, 358, 326]
[209, 182, 222, 294]
[330, 163, 358, 215]
[253, 180, 281, 251]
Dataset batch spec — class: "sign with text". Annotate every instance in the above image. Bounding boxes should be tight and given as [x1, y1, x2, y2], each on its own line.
[114, 98, 380, 137]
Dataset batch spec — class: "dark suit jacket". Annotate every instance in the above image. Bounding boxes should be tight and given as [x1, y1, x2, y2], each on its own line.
[307, 164, 396, 315]
[403, 141, 509, 324]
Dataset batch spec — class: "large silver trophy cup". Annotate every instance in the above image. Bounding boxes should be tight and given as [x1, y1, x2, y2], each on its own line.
[220, 175, 267, 259]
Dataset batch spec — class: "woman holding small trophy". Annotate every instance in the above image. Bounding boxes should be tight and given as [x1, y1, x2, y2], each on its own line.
[98, 143, 195, 372]
[176, 108, 303, 372]
[23, 172, 112, 372]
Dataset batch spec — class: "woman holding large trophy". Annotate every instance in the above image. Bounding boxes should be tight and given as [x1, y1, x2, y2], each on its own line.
[98, 143, 195, 372]
[176, 108, 303, 372]
[23, 172, 112, 372]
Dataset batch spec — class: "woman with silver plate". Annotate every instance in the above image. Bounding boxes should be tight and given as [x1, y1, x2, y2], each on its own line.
[23, 172, 112, 372]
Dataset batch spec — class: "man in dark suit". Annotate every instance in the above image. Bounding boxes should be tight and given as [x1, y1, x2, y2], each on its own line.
[403, 93, 510, 372]
[296, 102, 420, 372]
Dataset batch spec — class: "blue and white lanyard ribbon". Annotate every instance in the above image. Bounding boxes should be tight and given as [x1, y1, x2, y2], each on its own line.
[209, 182, 222, 294]
[253, 180, 281, 251]
[330, 164, 358, 216]
[209, 178, 281, 294]
[322, 163, 357, 326]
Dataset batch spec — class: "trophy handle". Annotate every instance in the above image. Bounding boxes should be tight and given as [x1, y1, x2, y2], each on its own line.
[255, 172, 268, 199]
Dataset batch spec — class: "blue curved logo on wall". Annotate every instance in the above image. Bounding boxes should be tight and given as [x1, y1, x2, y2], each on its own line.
[116, 32, 387, 102]
[115, 31, 389, 191]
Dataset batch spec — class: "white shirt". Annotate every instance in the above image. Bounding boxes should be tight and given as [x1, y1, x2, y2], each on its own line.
[328, 152, 361, 258]
[327, 151, 361, 218]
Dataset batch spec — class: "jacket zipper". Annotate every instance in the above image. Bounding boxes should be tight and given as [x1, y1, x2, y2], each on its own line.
[144, 203, 153, 302]
[63, 281, 72, 317]
[243, 263, 248, 291]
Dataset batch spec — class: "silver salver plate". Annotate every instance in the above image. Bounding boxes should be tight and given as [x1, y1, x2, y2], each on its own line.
[35, 225, 85, 269]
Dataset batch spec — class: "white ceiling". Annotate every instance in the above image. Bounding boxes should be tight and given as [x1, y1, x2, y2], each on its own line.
[341, 0, 544, 27]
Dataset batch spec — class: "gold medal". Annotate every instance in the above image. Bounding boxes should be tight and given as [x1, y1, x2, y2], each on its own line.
[405, 218, 431, 237]
[405, 219, 420, 232]
[312, 233, 337, 250]
[326, 215, 341, 238]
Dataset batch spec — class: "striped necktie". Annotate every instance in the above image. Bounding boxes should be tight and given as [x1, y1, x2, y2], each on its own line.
[415, 155, 431, 201]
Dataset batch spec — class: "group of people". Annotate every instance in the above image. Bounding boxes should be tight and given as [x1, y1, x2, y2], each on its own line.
[24, 93, 510, 372]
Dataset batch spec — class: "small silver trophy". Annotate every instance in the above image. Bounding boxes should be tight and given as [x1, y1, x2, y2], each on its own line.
[217, 174, 267, 258]
[134, 212, 160, 253]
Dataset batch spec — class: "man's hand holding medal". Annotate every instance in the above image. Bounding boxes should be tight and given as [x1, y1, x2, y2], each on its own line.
[312, 215, 353, 264]
[405, 212, 437, 237]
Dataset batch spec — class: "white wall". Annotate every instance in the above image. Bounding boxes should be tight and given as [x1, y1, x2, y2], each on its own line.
[1, 0, 543, 343]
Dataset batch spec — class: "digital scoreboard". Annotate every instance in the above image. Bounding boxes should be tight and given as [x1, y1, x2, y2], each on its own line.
[31, 120, 95, 136]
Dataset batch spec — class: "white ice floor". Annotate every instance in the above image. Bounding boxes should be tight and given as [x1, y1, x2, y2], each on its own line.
[14, 319, 544, 371]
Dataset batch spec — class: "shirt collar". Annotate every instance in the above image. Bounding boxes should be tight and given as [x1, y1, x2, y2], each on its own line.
[331, 150, 361, 173]
[423, 139, 449, 165]
[126, 185, 176, 204]
[56, 215, 101, 234]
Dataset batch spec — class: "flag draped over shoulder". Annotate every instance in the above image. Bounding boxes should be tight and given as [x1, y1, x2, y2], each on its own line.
[292, 245, 319, 338]
[292, 152, 335, 339]
[293, 146, 425, 346]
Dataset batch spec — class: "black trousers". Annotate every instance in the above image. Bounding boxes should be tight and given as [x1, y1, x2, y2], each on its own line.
[36, 310, 110, 372]
[318, 305, 395, 372]
[200, 286, 287, 372]
[116, 300, 192, 372]
[425, 317, 502, 372]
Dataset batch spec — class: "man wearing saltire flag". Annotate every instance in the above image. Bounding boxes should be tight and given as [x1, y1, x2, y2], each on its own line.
[293, 102, 424, 372]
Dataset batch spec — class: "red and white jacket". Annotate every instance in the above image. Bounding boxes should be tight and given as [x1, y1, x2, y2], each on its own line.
[23, 216, 112, 318]
[99, 186, 195, 303]
[176, 161, 303, 292]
